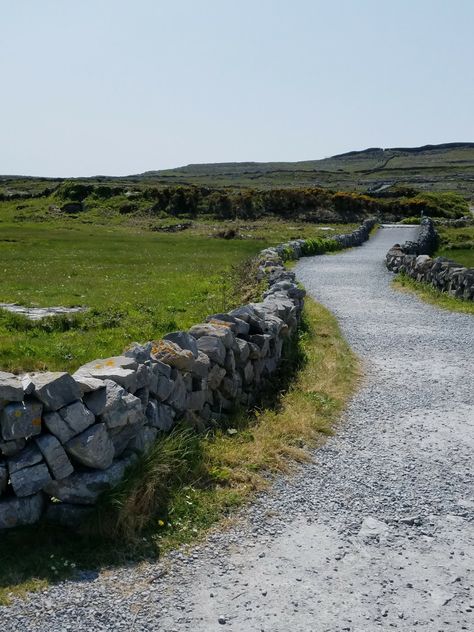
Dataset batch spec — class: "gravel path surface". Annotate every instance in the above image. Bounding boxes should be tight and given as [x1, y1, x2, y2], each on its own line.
[3, 225, 473, 631]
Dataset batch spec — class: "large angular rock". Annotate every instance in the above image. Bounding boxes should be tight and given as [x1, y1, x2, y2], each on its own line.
[0, 371, 24, 402]
[43, 457, 134, 504]
[205, 313, 250, 336]
[233, 337, 250, 364]
[65, 423, 114, 470]
[163, 331, 199, 357]
[135, 364, 152, 389]
[109, 422, 142, 457]
[0, 493, 44, 529]
[146, 400, 175, 431]
[83, 379, 121, 416]
[30, 372, 81, 411]
[127, 426, 158, 454]
[10, 461, 52, 497]
[74, 356, 138, 392]
[0, 461, 7, 495]
[35, 433, 74, 480]
[0, 400, 43, 441]
[166, 372, 188, 411]
[189, 323, 234, 348]
[150, 340, 197, 372]
[150, 374, 174, 401]
[45, 400, 95, 443]
[86, 380, 143, 429]
[8, 443, 43, 474]
[188, 351, 210, 379]
[73, 375, 106, 396]
[124, 342, 153, 363]
[197, 336, 226, 365]
[150, 359, 172, 379]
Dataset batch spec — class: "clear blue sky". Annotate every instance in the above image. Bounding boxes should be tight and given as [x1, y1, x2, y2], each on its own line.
[1, 0, 473, 177]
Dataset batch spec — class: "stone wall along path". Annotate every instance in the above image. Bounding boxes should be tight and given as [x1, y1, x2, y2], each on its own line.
[2, 224, 473, 631]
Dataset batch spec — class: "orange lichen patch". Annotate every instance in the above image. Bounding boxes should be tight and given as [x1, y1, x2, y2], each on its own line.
[208, 319, 233, 329]
[151, 339, 193, 359]
[105, 360, 116, 367]
[14, 410, 22, 418]
[32, 417, 42, 427]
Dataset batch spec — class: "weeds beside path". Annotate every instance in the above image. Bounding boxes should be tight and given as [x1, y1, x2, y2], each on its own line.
[393, 274, 474, 315]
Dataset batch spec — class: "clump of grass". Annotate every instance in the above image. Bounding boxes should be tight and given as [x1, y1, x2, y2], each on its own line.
[0, 297, 358, 603]
[393, 275, 474, 315]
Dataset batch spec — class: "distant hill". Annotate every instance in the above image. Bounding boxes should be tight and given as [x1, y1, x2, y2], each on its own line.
[2, 142, 474, 198]
[137, 142, 474, 196]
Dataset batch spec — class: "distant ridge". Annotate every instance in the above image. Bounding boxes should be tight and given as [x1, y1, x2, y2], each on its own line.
[332, 142, 474, 159]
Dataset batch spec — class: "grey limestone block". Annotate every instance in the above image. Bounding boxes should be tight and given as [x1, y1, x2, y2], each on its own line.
[150, 358, 172, 379]
[74, 356, 138, 392]
[30, 371, 82, 411]
[8, 443, 43, 474]
[127, 425, 158, 454]
[56, 401, 95, 443]
[205, 313, 250, 336]
[163, 331, 199, 357]
[109, 422, 142, 457]
[124, 342, 153, 363]
[43, 457, 135, 505]
[189, 323, 234, 349]
[151, 374, 174, 402]
[0, 493, 44, 529]
[10, 461, 52, 497]
[150, 340, 197, 372]
[0, 400, 43, 441]
[65, 423, 114, 470]
[93, 383, 143, 429]
[166, 372, 188, 411]
[0, 371, 24, 402]
[196, 335, 226, 366]
[146, 399, 175, 432]
[35, 433, 74, 480]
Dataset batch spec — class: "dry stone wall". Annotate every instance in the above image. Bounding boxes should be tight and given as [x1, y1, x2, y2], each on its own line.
[386, 218, 474, 301]
[0, 220, 376, 530]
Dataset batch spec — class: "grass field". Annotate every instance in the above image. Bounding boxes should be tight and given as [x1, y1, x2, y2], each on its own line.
[435, 224, 474, 267]
[0, 297, 358, 605]
[0, 204, 356, 372]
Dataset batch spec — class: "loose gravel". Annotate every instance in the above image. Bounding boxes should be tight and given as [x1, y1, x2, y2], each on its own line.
[2, 225, 473, 631]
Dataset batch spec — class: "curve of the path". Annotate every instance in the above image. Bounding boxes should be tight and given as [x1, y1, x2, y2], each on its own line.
[2, 226, 473, 632]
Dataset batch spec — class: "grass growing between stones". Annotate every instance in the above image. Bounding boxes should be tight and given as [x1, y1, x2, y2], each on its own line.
[0, 297, 358, 604]
[393, 274, 474, 315]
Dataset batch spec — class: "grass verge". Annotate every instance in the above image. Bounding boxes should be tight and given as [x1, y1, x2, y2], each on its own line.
[0, 297, 358, 604]
[393, 274, 474, 315]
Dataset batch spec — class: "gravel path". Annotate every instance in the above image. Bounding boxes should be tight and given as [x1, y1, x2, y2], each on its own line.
[3, 226, 473, 631]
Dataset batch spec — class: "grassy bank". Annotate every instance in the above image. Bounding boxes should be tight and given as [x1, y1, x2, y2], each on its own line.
[393, 275, 474, 315]
[0, 297, 358, 604]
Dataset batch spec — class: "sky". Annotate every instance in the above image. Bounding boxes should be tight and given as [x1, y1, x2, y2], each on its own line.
[1, 0, 473, 177]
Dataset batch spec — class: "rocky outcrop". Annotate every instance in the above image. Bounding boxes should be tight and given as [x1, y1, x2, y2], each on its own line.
[385, 218, 474, 301]
[0, 220, 376, 530]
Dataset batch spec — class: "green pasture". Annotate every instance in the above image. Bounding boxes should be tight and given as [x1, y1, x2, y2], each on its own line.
[0, 207, 356, 373]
